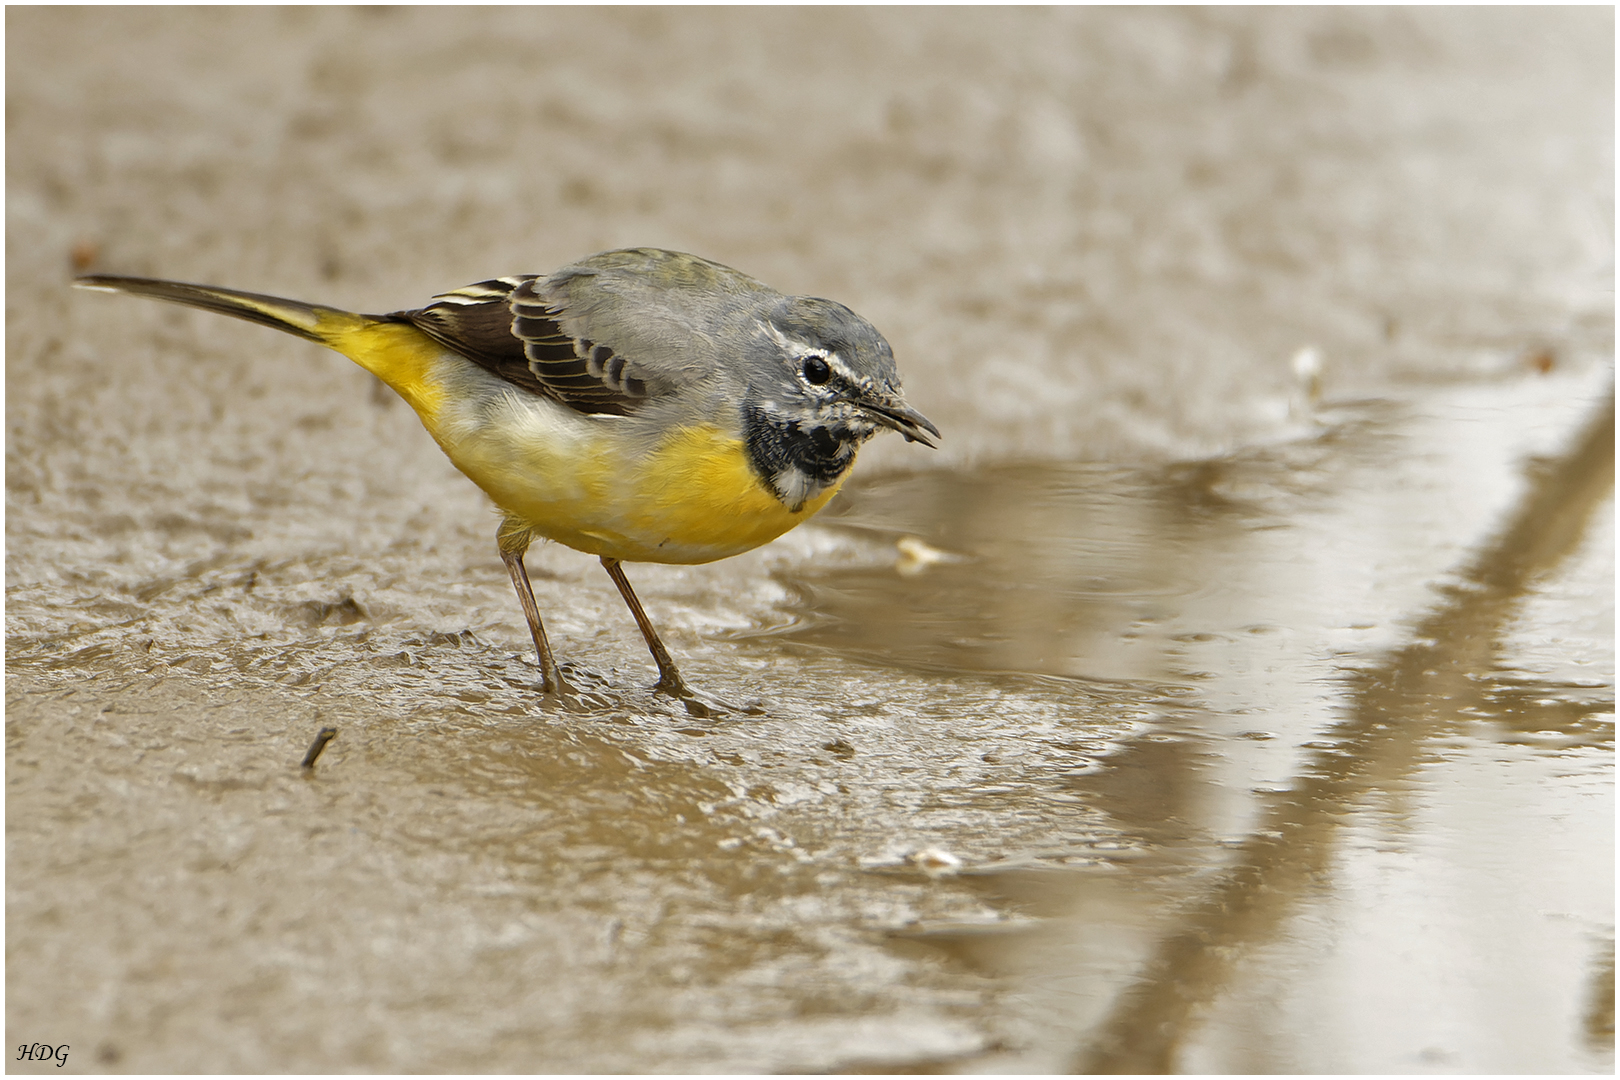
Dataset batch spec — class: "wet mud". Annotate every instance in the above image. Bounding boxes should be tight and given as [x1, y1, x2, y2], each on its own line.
[7, 7, 1614, 1074]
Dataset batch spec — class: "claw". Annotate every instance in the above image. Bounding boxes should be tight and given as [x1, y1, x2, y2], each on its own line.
[545, 664, 615, 712]
[656, 679, 764, 718]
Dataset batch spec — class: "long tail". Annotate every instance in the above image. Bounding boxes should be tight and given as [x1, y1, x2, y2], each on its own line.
[74, 274, 368, 345]
[74, 275, 447, 419]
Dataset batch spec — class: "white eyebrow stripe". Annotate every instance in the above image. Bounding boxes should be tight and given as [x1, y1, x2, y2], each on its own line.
[764, 322, 817, 355]
[762, 321, 876, 391]
[824, 354, 860, 383]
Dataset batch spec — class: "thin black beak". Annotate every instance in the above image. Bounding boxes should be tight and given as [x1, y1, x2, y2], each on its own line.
[860, 398, 941, 448]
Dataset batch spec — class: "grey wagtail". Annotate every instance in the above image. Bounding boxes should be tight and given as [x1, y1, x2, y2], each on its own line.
[76, 248, 940, 716]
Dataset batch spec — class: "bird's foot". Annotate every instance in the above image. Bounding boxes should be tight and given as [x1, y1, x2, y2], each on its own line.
[654, 676, 764, 719]
[541, 663, 615, 712]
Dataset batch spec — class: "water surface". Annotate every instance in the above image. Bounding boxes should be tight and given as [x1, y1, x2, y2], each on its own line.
[7, 7, 1613, 1073]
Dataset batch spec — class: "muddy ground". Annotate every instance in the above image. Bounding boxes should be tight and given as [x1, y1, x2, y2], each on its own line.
[7, 7, 1613, 1073]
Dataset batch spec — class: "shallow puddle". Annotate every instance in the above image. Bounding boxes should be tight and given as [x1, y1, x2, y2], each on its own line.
[6, 7, 1613, 1073]
[7, 375, 1611, 1072]
[766, 382, 1615, 1072]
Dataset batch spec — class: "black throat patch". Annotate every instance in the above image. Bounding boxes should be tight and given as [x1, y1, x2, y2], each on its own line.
[742, 404, 861, 510]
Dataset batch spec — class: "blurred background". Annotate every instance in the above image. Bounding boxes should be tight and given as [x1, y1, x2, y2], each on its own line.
[7, 8, 1612, 1073]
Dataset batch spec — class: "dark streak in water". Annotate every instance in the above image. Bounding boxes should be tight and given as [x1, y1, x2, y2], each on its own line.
[1074, 393, 1615, 1073]
[300, 726, 338, 770]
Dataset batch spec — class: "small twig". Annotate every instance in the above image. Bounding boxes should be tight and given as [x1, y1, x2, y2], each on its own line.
[300, 727, 338, 770]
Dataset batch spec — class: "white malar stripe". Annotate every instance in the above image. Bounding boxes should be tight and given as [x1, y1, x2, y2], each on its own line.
[771, 466, 821, 512]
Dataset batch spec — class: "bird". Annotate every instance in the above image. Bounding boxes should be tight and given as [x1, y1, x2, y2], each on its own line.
[75, 248, 940, 716]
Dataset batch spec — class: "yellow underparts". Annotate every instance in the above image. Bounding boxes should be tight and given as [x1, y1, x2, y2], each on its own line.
[616, 423, 847, 563]
[495, 421, 846, 564]
[322, 318, 449, 423]
[321, 319, 843, 565]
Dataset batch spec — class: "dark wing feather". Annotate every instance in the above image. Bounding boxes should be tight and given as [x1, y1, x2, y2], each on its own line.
[509, 278, 653, 409]
[398, 277, 642, 417]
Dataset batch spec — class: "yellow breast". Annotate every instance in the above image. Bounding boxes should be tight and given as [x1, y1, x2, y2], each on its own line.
[615, 423, 846, 563]
[332, 321, 845, 565]
[475, 421, 845, 565]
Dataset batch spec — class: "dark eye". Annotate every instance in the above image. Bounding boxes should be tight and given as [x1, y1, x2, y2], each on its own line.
[801, 355, 832, 385]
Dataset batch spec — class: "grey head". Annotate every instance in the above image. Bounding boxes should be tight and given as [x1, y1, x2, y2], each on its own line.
[741, 293, 939, 512]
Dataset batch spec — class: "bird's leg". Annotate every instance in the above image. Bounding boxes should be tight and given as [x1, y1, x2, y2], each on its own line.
[599, 557, 689, 697]
[497, 520, 564, 694]
[599, 556, 742, 718]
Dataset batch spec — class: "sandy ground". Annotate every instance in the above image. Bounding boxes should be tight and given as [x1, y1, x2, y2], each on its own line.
[6, 7, 1613, 1073]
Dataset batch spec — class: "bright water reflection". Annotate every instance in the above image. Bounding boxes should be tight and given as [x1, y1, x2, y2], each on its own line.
[6, 7, 1612, 1070]
[768, 383, 1614, 1072]
[6, 378, 1610, 1072]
